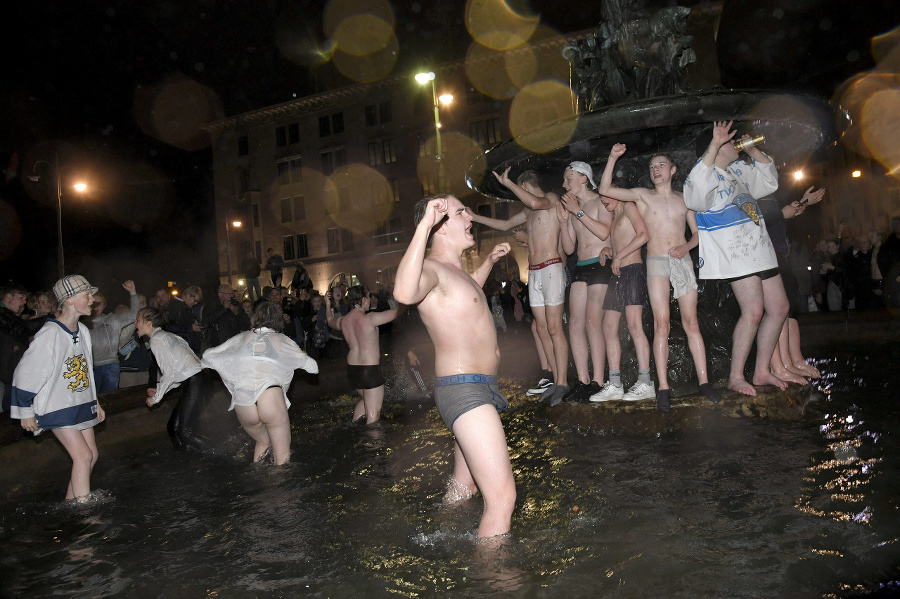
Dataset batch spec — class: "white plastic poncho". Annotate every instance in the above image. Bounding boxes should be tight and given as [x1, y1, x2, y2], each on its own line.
[200, 327, 318, 410]
[147, 330, 202, 403]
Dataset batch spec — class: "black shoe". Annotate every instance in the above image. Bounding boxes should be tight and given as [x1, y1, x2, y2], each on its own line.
[560, 381, 586, 402]
[549, 385, 570, 407]
[567, 381, 601, 403]
[699, 383, 722, 404]
[657, 389, 671, 413]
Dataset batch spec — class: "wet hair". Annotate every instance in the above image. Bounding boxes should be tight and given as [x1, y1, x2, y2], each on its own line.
[414, 194, 455, 245]
[136, 307, 166, 329]
[649, 153, 677, 170]
[347, 284, 368, 309]
[516, 170, 543, 191]
[183, 285, 203, 302]
[251, 301, 284, 332]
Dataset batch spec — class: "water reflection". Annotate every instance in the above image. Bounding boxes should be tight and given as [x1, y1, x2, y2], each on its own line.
[1, 352, 899, 597]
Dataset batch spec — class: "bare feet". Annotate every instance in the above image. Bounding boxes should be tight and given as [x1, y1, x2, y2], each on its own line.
[443, 476, 476, 504]
[728, 377, 757, 396]
[793, 361, 820, 378]
[752, 371, 788, 390]
[771, 367, 807, 385]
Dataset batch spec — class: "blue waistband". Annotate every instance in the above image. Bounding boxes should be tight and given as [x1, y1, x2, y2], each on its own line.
[435, 374, 497, 386]
[576, 256, 600, 266]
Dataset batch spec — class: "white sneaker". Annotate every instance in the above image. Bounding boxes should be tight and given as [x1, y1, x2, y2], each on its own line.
[623, 381, 655, 401]
[527, 378, 552, 396]
[589, 382, 623, 402]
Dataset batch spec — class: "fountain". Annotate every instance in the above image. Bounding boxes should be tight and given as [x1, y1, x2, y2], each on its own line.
[466, 0, 835, 389]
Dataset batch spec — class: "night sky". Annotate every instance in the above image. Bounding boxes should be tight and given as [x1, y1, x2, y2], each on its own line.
[1, 0, 897, 297]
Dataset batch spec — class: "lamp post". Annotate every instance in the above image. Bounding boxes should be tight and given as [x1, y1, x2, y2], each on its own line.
[28, 155, 88, 280]
[224, 219, 242, 287]
[415, 71, 453, 192]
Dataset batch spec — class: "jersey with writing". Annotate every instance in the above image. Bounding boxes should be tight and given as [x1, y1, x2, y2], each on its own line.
[683, 158, 779, 279]
[11, 320, 99, 432]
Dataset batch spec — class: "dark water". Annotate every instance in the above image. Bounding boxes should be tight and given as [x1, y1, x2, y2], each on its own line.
[1, 349, 899, 598]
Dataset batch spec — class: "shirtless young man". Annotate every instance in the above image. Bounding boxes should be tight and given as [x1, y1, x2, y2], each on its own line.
[467, 167, 568, 400]
[394, 194, 516, 539]
[589, 195, 654, 402]
[683, 120, 788, 397]
[326, 285, 404, 424]
[556, 161, 614, 405]
[599, 144, 720, 411]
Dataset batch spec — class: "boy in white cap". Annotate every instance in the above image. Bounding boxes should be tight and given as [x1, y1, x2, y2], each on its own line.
[555, 161, 614, 406]
[11, 275, 106, 502]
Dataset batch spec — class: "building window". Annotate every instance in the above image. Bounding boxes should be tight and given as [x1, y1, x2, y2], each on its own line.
[368, 142, 382, 166]
[276, 157, 302, 185]
[319, 113, 344, 137]
[476, 203, 491, 232]
[417, 131, 433, 157]
[280, 198, 292, 223]
[374, 217, 403, 246]
[342, 228, 354, 252]
[238, 135, 249, 156]
[239, 241, 253, 266]
[327, 227, 340, 254]
[392, 178, 400, 203]
[276, 127, 287, 147]
[293, 196, 305, 221]
[254, 241, 261, 263]
[288, 123, 300, 144]
[239, 169, 249, 193]
[251, 204, 259, 228]
[383, 139, 396, 164]
[379, 101, 392, 124]
[296, 234, 308, 259]
[321, 148, 346, 176]
[283, 235, 296, 260]
[365, 105, 378, 127]
[470, 117, 501, 147]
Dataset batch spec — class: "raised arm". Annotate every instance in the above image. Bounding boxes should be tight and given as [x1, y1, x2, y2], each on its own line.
[492, 167, 555, 210]
[598, 144, 642, 203]
[467, 207, 527, 232]
[324, 294, 344, 331]
[367, 303, 407, 327]
[473, 243, 511, 287]
[393, 197, 443, 305]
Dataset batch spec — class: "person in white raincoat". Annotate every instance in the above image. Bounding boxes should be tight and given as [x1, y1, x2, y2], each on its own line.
[201, 301, 317, 465]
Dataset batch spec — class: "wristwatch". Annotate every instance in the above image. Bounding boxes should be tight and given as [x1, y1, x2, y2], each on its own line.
[575, 210, 585, 219]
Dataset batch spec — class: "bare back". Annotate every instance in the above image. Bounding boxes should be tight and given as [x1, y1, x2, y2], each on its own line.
[573, 195, 613, 260]
[339, 309, 382, 366]
[525, 194, 562, 263]
[631, 188, 690, 256]
[417, 258, 500, 377]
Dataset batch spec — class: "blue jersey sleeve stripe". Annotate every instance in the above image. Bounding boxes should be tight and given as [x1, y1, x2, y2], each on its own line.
[10, 387, 37, 408]
[35, 402, 98, 428]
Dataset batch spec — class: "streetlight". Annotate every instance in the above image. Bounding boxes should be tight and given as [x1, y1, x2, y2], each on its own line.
[224, 219, 242, 287]
[28, 155, 88, 279]
[416, 71, 453, 191]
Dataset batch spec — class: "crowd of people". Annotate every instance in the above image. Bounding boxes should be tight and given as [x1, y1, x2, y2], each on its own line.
[2, 121, 899, 541]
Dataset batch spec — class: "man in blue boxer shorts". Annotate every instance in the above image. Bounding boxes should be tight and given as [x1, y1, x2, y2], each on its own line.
[394, 193, 516, 539]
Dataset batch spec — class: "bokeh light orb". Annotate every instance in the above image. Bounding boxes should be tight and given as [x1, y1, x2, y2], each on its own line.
[834, 73, 900, 158]
[133, 74, 223, 151]
[416, 132, 486, 199]
[746, 95, 821, 162]
[465, 41, 519, 100]
[509, 80, 577, 153]
[333, 14, 394, 57]
[465, 0, 538, 51]
[332, 31, 399, 83]
[324, 0, 394, 40]
[862, 89, 900, 176]
[323, 164, 394, 234]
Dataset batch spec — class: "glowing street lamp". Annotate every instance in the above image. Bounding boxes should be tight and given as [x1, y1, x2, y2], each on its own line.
[793, 170, 804, 180]
[225, 219, 243, 288]
[28, 156, 88, 279]
[851, 170, 862, 178]
[416, 71, 453, 190]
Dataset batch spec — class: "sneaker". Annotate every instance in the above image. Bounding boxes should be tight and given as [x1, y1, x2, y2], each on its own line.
[565, 381, 601, 403]
[589, 382, 623, 402]
[527, 378, 553, 396]
[623, 381, 655, 401]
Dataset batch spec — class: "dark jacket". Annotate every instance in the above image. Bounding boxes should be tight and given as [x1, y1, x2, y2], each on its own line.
[0, 306, 45, 385]
[203, 302, 250, 348]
